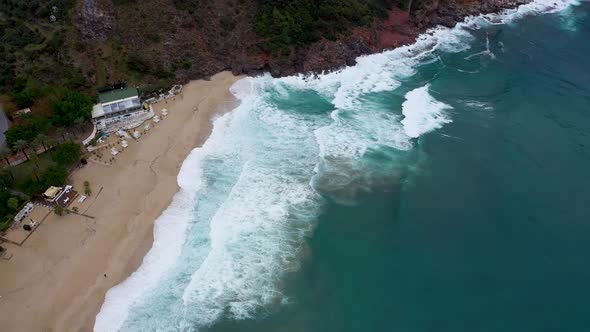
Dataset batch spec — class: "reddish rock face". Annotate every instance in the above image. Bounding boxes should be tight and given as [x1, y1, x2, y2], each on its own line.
[378, 9, 417, 50]
[72, 0, 529, 85]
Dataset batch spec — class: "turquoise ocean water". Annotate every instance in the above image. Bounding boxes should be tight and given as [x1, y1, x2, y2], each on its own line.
[95, 1, 590, 331]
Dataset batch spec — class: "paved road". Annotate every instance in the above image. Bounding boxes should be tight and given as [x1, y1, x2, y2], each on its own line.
[0, 103, 10, 148]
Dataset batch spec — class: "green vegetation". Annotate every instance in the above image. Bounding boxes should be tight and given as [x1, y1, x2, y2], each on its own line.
[126, 54, 151, 74]
[13, 90, 34, 109]
[6, 142, 79, 196]
[0, 55, 88, 205]
[10, 150, 54, 184]
[255, 0, 392, 52]
[0, 189, 24, 232]
[54, 204, 64, 216]
[5, 115, 52, 149]
[52, 142, 81, 166]
[6, 197, 19, 211]
[18, 165, 69, 196]
[0, 0, 83, 93]
[52, 91, 93, 127]
[0, 5, 90, 209]
[83, 180, 92, 196]
[3, 87, 91, 179]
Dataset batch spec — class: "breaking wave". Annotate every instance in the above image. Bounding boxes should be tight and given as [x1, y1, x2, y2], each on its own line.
[401, 85, 453, 138]
[94, 0, 580, 330]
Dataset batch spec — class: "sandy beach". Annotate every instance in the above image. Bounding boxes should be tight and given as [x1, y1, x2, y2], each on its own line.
[0, 71, 242, 332]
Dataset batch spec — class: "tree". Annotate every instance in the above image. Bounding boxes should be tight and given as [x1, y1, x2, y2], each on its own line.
[52, 143, 81, 166]
[0, 148, 11, 165]
[74, 117, 85, 134]
[29, 138, 40, 155]
[29, 152, 41, 182]
[52, 91, 93, 127]
[45, 136, 58, 150]
[34, 134, 49, 152]
[0, 168, 14, 187]
[84, 180, 91, 196]
[7, 197, 19, 211]
[13, 90, 34, 109]
[41, 165, 68, 188]
[54, 205, 63, 216]
[13, 139, 29, 160]
[5, 116, 51, 148]
[55, 127, 67, 142]
[4, 166, 15, 181]
[20, 178, 43, 196]
[30, 152, 40, 168]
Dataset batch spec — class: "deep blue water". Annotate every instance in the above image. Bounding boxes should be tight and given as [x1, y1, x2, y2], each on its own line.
[207, 3, 590, 332]
[95, 2, 590, 331]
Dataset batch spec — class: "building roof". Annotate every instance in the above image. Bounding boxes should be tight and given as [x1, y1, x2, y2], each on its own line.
[92, 95, 142, 119]
[98, 87, 139, 104]
[44, 186, 62, 199]
[92, 104, 104, 119]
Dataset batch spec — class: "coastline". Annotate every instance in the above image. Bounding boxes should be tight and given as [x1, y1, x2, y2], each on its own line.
[265, 0, 534, 77]
[0, 71, 242, 332]
[0, 0, 580, 330]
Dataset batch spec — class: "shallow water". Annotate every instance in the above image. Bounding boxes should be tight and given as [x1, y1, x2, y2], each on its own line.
[95, 1, 590, 331]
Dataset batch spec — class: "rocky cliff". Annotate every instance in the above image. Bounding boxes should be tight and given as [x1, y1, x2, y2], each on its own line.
[73, 0, 531, 90]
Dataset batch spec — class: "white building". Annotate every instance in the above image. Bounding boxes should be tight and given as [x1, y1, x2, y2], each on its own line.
[92, 87, 153, 132]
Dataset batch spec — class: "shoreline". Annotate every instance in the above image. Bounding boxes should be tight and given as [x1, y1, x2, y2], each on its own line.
[0, 71, 242, 332]
[0, 1, 578, 330]
[198, 0, 533, 78]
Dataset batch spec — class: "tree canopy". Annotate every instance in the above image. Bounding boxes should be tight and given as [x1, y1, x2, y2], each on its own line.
[0, 188, 22, 230]
[41, 165, 68, 187]
[52, 91, 93, 127]
[52, 142, 81, 166]
[19, 165, 68, 195]
[255, 0, 392, 52]
[5, 115, 51, 149]
[6, 197, 19, 210]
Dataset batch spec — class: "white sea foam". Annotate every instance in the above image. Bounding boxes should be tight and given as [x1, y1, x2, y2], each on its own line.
[401, 85, 453, 138]
[177, 77, 324, 327]
[464, 100, 495, 111]
[94, 109, 233, 332]
[278, 18, 475, 110]
[181, 165, 321, 324]
[277, 12, 478, 203]
[465, 34, 496, 60]
[95, 0, 580, 330]
[465, 0, 580, 27]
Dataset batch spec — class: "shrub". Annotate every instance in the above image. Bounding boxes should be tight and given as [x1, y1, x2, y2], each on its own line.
[20, 178, 43, 196]
[6, 197, 19, 211]
[52, 91, 93, 127]
[83, 180, 91, 196]
[52, 142, 81, 166]
[127, 55, 150, 73]
[5, 116, 51, 148]
[41, 165, 68, 188]
[13, 90, 34, 109]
